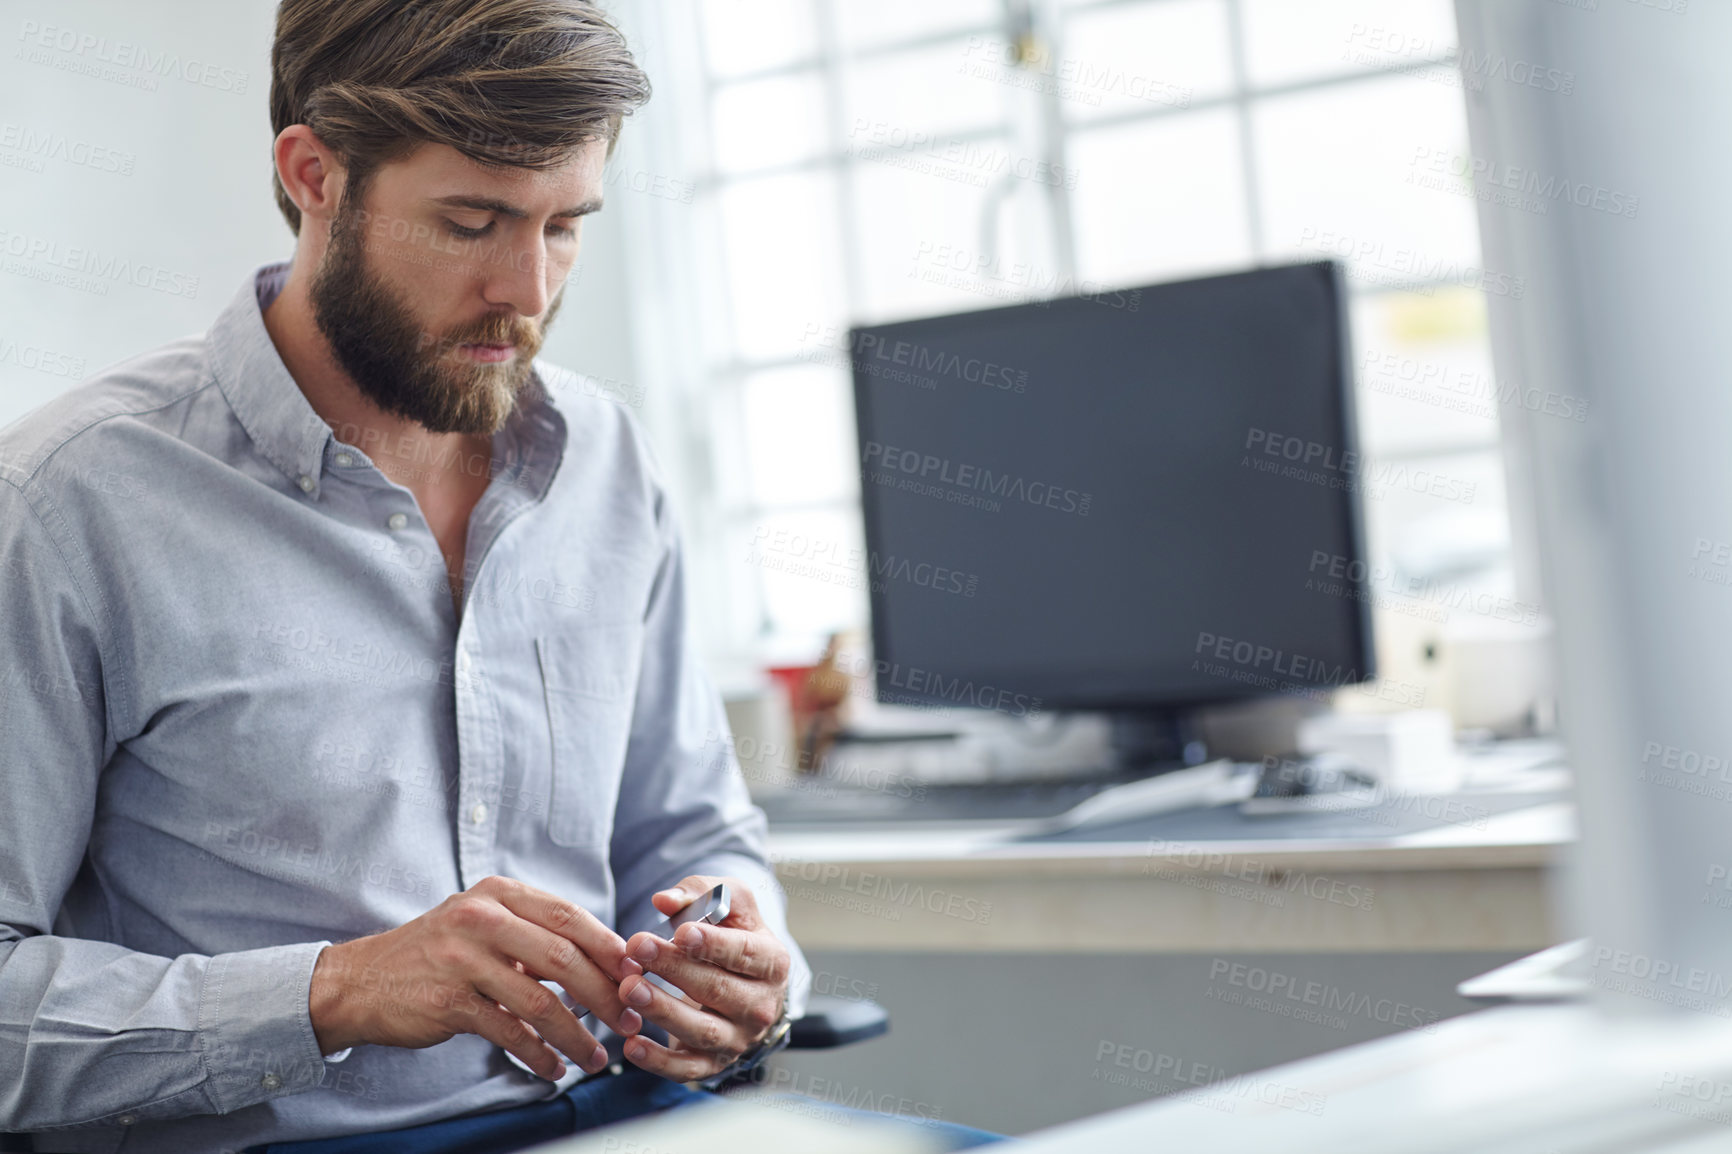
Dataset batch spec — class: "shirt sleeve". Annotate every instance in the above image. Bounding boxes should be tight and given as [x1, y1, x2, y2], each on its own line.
[608, 486, 812, 1020]
[0, 479, 339, 1131]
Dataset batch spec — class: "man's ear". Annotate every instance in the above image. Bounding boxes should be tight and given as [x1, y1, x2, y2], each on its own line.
[274, 125, 345, 229]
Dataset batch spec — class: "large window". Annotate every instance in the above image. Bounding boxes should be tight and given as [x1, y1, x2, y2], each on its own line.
[647, 0, 1516, 683]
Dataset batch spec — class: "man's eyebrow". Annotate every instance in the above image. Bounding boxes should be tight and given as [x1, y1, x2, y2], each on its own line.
[429, 194, 603, 219]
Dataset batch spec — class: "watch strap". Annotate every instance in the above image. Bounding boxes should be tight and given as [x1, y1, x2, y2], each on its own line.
[696, 1000, 794, 1091]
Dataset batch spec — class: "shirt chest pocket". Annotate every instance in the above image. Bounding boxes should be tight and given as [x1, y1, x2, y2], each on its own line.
[535, 624, 645, 848]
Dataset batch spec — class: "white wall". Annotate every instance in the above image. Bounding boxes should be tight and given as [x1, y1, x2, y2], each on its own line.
[0, 0, 652, 474]
[1, 0, 282, 426]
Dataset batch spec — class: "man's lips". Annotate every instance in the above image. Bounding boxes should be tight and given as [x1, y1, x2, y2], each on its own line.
[459, 342, 516, 363]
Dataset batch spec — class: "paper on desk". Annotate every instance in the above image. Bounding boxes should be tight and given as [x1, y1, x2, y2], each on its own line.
[1033, 759, 1254, 833]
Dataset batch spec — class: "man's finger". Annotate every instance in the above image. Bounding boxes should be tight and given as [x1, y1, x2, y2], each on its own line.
[473, 966, 609, 1075]
[652, 875, 765, 932]
[669, 922, 790, 985]
[618, 972, 758, 1057]
[621, 1033, 726, 1082]
[478, 906, 634, 1034]
[626, 934, 757, 1016]
[489, 879, 632, 981]
[467, 998, 567, 1082]
[650, 875, 719, 918]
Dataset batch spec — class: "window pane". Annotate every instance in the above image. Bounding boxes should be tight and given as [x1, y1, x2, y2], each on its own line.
[1070, 109, 1251, 286]
[850, 138, 1046, 320]
[716, 172, 846, 361]
[711, 72, 830, 175]
[1359, 448, 1509, 583]
[1061, 0, 1232, 121]
[700, 0, 819, 79]
[847, 41, 1009, 142]
[1350, 288, 1502, 459]
[836, 0, 1001, 55]
[1243, 0, 1457, 89]
[732, 365, 859, 509]
[729, 506, 869, 649]
[1253, 73, 1482, 291]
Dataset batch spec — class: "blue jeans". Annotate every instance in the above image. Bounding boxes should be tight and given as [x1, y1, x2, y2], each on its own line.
[241, 1067, 1007, 1153]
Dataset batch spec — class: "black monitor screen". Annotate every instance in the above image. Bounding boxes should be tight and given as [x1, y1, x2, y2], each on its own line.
[851, 261, 1375, 714]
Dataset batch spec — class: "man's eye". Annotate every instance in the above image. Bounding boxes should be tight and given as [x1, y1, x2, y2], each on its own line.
[547, 223, 577, 238]
[445, 220, 492, 239]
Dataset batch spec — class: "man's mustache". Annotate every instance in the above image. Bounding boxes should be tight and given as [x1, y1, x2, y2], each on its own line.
[417, 315, 543, 356]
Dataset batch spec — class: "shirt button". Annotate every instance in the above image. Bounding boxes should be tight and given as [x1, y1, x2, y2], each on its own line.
[117, 1114, 136, 1125]
[456, 649, 472, 674]
[387, 512, 408, 530]
[297, 475, 315, 493]
[471, 803, 488, 825]
[334, 452, 356, 467]
[261, 1072, 282, 1091]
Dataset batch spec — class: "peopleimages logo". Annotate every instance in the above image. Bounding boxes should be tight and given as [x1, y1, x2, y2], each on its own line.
[1591, 946, 1732, 1004]
[831, 649, 1043, 719]
[1243, 427, 1479, 505]
[1306, 549, 1541, 627]
[1194, 631, 1367, 690]
[958, 36, 1193, 110]
[850, 331, 1029, 393]
[0, 121, 135, 175]
[909, 241, 1143, 313]
[1295, 226, 1526, 299]
[1340, 24, 1576, 95]
[800, 321, 1034, 393]
[16, 19, 250, 93]
[1358, 348, 1590, 423]
[862, 440, 1092, 516]
[848, 117, 1078, 191]
[1409, 146, 1639, 219]
[1145, 840, 1377, 911]
[1090, 1040, 1327, 1116]
[1206, 960, 1442, 1033]
[0, 333, 85, 379]
[1191, 629, 1426, 708]
[0, 228, 200, 299]
[745, 524, 980, 598]
[774, 859, 994, 924]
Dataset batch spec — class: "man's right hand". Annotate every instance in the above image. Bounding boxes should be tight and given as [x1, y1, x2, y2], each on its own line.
[308, 875, 640, 1080]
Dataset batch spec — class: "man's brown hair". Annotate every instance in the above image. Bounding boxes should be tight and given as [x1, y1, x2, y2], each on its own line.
[269, 0, 650, 236]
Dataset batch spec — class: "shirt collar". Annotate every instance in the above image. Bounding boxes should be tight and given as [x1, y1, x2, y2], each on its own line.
[208, 261, 337, 494]
[208, 261, 568, 498]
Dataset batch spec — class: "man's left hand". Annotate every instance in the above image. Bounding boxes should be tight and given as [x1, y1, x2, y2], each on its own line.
[617, 875, 791, 1081]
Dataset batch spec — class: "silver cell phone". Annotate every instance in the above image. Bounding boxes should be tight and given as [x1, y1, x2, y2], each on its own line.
[641, 883, 730, 1002]
[654, 882, 730, 938]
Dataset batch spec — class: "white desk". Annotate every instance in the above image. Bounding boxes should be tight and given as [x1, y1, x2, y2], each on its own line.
[757, 765, 1576, 1135]
[536, 997, 1727, 1154]
[546, 999, 1732, 1153]
[769, 794, 1572, 954]
[1011, 1000, 1732, 1152]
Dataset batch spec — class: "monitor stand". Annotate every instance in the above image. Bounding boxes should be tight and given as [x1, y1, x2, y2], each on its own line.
[1107, 708, 1210, 774]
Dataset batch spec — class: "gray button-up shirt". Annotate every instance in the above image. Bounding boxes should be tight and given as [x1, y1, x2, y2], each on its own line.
[0, 263, 809, 1152]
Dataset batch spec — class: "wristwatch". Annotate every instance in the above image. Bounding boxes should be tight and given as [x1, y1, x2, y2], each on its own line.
[697, 996, 795, 1091]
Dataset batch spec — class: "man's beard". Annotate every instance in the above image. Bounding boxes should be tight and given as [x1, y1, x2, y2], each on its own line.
[309, 200, 563, 436]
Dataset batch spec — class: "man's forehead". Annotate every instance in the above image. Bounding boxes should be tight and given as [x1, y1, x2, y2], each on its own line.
[384, 139, 609, 205]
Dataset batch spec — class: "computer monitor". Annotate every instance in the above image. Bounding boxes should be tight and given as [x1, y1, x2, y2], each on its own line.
[849, 261, 1375, 768]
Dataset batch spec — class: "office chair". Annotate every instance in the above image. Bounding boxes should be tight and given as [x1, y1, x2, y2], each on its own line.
[708, 993, 890, 1091]
[788, 993, 891, 1049]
